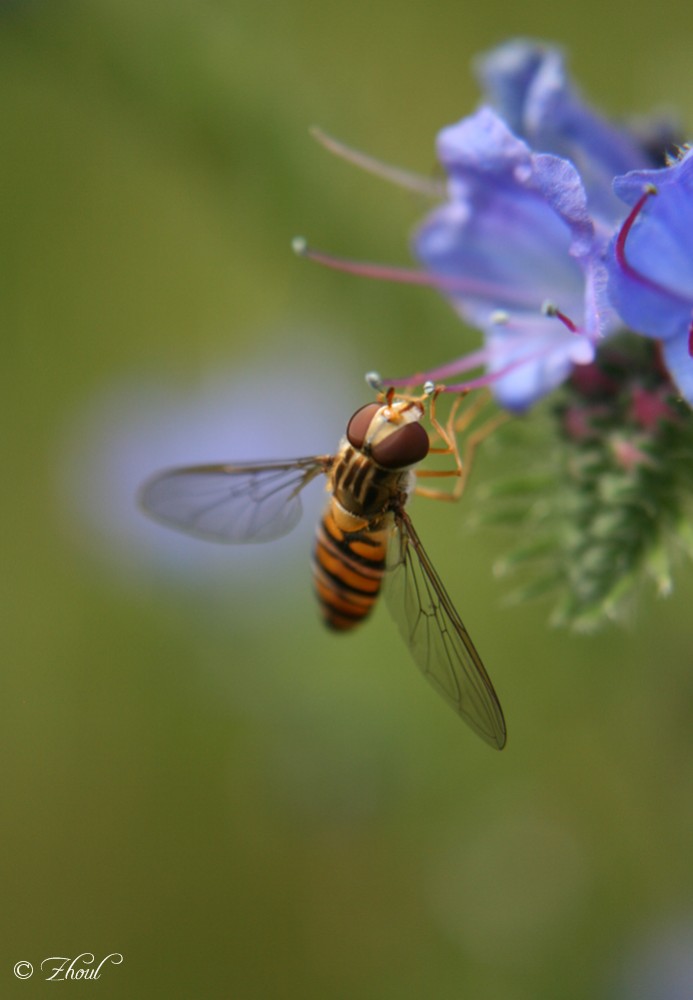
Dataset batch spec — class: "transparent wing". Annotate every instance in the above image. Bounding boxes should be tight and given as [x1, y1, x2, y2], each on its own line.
[139, 457, 331, 544]
[385, 510, 507, 749]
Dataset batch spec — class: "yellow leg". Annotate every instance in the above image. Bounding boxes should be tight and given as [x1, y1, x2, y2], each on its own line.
[416, 389, 509, 502]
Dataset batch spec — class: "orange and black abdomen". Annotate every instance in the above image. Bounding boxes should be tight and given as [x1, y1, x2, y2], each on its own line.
[313, 504, 389, 632]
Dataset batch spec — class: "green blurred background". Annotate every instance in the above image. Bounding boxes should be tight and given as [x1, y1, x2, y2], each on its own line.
[3, 2, 693, 997]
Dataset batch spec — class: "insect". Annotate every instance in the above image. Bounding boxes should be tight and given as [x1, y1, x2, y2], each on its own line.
[139, 385, 507, 749]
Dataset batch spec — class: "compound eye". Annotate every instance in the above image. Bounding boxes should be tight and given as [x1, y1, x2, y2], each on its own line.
[371, 422, 429, 469]
[346, 403, 381, 449]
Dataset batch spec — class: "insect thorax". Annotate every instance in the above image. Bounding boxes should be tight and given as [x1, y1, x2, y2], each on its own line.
[329, 440, 414, 524]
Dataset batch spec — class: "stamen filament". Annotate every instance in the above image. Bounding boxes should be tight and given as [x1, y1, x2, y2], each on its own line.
[615, 185, 658, 283]
[436, 344, 568, 393]
[383, 342, 573, 394]
[615, 184, 693, 306]
[292, 238, 538, 308]
[383, 347, 491, 386]
[310, 127, 446, 198]
[542, 301, 580, 333]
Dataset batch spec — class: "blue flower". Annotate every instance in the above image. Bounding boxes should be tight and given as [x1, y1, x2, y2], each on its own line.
[606, 147, 693, 404]
[412, 107, 612, 410]
[406, 40, 655, 411]
[475, 39, 651, 222]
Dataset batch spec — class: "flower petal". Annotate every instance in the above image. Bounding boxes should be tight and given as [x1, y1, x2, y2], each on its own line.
[475, 38, 651, 222]
[413, 109, 607, 409]
[422, 110, 594, 307]
[662, 332, 693, 405]
[607, 149, 693, 344]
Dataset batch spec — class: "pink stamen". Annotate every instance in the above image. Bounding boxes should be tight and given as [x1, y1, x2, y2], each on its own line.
[542, 301, 580, 333]
[439, 344, 569, 393]
[688, 318, 693, 358]
[383, 347, 491, 386]
[292, 238, 538, 308]
[383, 309, 595, 394]
[615, 184, 692, 306]
[385, 342, 568, 394]
[615, 186, 657, 281]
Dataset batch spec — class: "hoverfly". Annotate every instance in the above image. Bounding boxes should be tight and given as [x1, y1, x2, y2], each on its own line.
[139, 385, 506, 749]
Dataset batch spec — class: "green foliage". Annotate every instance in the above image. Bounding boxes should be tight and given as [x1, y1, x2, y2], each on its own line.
[484, 336, 693, 630]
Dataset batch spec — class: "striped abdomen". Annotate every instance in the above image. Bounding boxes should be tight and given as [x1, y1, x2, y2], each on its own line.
[313, 503, 391, 632]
